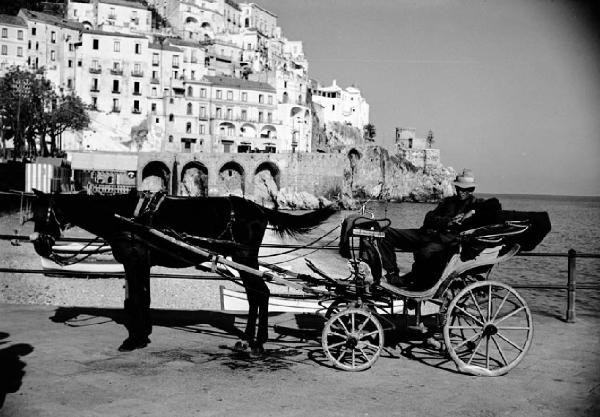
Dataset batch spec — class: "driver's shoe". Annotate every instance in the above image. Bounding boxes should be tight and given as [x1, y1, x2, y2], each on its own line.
[384, 271, 411, 288]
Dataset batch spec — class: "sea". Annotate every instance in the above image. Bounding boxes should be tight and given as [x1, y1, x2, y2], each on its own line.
[313, 194, 600, 317]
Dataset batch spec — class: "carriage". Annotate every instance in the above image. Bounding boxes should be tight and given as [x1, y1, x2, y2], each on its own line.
[113, 209, 534, 376]
[29, 191, 538, 375]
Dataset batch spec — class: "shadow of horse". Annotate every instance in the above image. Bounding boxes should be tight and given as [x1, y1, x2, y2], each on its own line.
[0, 332, 34, 409]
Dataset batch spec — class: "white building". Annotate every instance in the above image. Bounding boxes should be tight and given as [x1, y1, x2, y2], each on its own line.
[66, 0, 152, 34]
[310, 79, 369, 130]
[0, 14, 28, 74]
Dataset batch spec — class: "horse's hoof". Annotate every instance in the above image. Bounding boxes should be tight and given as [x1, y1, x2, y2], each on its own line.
[250, 345, 265, 357]
[118, 337, 150, 352]
[233, 341, 249, 352]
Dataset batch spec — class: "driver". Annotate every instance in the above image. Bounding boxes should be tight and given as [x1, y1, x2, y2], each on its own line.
[379, 169, 500, 290]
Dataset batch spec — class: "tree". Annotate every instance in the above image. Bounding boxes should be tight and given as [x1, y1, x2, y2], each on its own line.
[426, 130, 435, 148]
[363, 123, 376, 142]
[42, 93, 90, 156]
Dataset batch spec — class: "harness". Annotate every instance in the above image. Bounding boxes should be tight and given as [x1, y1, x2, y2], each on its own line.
[134, 191, 167, 226]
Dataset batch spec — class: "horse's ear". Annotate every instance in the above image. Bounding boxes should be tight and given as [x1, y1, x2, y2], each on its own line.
[32, 188, 45, 197]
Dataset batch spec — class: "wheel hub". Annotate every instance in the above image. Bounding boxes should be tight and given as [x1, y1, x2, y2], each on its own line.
[482, 323, 498, 337]
[346, 336, 358, 349]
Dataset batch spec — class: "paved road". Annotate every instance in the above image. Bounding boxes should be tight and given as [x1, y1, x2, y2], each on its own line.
[1, 303, 599, 417]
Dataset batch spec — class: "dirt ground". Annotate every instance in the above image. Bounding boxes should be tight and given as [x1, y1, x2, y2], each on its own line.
[1, 303, 599, 417]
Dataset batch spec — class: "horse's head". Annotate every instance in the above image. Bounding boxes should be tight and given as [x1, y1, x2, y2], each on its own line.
[30, 190, 66, 257]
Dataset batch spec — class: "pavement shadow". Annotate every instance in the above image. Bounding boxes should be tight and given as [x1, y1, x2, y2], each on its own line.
[50, 306, 252, 341]
[0, 332, 34, 409]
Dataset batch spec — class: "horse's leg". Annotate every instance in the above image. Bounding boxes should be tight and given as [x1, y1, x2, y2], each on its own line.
[119, 245, 152, 352]
[240, 274, 258, 346]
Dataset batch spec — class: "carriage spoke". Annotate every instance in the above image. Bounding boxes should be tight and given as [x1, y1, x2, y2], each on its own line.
[485, 335, 490, 369]
[360, 330, 381, 339]
[448, 325, 481, 330]
[334, 317, 350, 335]
[358, 347, 370, 362]
[352, 349, 356, 368]
[491, 291, 511, 322]
[455, 305, 484, 326]
[453, 331, 482, 350]
[357, 317, 370, 333]
[487, 284, 492, 321]
[494, 306, 526, 325]
[466, 336, 485, 366]
[361, 340, 380, 351]
[491, 335, 509, 367]
[336, 349, 347, 362]
[468, 290, 486, 322]
[328, 331, 347, 339]
[496, 331, 525, 352]
[327, 340, 347, 349]
[351, 313, 356, 332]
[496, 326, 530, 331]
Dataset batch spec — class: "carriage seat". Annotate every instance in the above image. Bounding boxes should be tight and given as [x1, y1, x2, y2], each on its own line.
[339, 214, 390, 259]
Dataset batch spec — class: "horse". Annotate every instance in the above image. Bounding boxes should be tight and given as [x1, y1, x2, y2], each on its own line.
[29, 190, 336, 352]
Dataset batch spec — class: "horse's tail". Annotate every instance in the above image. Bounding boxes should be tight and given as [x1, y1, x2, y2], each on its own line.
[261, 205, 337, 237]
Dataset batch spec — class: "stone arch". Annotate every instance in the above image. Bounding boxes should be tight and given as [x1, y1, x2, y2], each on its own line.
[185, 16, 198, 24]
[240, 123, 256, 137]
[253, 161, 280, 208]
[347, 148, 362, 193]
[290, 106, 303, 117]
[259, 124, 276, 139]
[81, 21, 93, 30]
[180, 161, 208, 197]
[141, 160, 171, 193]
[218, 161, 245, 196]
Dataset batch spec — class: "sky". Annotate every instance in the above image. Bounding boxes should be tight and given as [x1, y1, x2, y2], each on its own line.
[255, 0, 600, 196]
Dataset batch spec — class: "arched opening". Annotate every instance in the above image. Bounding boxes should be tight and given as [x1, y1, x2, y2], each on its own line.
[141, 160, 171, 193]
[218, 122, 235, 137]
[244, 17, 250, 28]
[347, 148, 361, 192]
[185, 17, 198, 24]
[218, 161, 245, 196]
[180, 161, 208, 197]
[81, 21, 92, 30]
[282, 91, 288, 103]
[186, 102, 193, 114]
[253, 161, 280, 208]
[240, 123, 257, 138]
[259, 125, 276, 139]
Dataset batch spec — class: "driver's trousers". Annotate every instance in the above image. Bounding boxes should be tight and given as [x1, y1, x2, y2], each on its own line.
[379, 228, 455, 289]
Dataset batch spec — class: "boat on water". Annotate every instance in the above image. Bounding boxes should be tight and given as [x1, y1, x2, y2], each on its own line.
[41, 241, 123, 276]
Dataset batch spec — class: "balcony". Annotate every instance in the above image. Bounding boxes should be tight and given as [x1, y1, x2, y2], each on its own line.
[132, 108, 141, 114]
[150, 78, 159, 84]
[131, 70, 144, 77]
[111, 89, 120, 94]
[90, 87, 99, 92]
[110, 68, 123, 75]
[152, 61, 159, 66]
[111, 107, 121, 113]
[132, 91, 141, 96]
[89, 67, 101, 74]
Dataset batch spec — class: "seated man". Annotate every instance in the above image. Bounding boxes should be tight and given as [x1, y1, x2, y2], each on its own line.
[379, 169, 500, 290]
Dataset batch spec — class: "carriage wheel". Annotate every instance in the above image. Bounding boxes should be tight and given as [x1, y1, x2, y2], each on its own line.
[322, 307, 384, 371]
[438, 274, 482, 329]
[443, 281, 533, 376]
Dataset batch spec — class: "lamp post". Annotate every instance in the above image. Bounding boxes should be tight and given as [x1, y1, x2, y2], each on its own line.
[13, 77, 32, 159]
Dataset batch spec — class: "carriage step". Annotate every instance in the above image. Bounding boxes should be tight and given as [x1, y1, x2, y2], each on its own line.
[378, 282, 437, 299]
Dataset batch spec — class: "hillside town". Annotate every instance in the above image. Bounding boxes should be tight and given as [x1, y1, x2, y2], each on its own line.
[0, 0, 372, 155]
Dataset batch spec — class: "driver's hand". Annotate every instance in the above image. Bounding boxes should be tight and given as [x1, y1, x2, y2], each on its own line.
[450, 214, 464, 225]
[462, 210, 476, 221]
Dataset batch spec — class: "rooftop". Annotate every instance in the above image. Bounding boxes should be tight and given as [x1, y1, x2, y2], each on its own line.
[71, 0, 148, 11]
[83, 29, 148, 39]
[0, 14, 26, 27]
[19, 9, 83, 30]
[204, 75, 275, 92]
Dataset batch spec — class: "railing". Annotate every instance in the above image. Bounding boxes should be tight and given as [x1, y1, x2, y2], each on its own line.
[0, 233, 596, 322]
[131, 70, 144, 77]
[89, 67, 101, 74]
[110, 68, 123, 75]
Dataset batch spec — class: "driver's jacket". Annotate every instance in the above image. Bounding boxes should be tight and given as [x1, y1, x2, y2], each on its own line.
[422, 195, 491, 236]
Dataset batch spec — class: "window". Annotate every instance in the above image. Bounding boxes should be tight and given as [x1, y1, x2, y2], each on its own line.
[51, 31, 56, 43]
[114, 41, 120, 52]
[226, 108, 232, 120]
[91, 97, 97, 109]
[151, 103, 156, 112]
[113, 61, 120, 71]
[152, 70, 158, 79]
[216, 90, 222, 99]
[284, 81, 287, 88]
[259, 94, 264, 104]
[152, 53, 159, 65]
[168, 135, 173, 143]
[187, 86, 193, 96]
[92, 39, 99, 49]
[241, 92, 247, 102]
[215, 107, 222, 118]
[68, 59, 73, 67]
[151, 87, 157, 97]
[268, 95, 273, 105]
[191, 70, 195, 80]
[91, 78, 98, 90]
[28, 40, 31, 49]
[332, 104, 335, 111]
[200, 88, 207, 98]
[169, 114, 174, 122]
[241, 109, 247, 121]
[267, 112, 272, 122]
[17, 47, 23, 57]
[73, 9, 77, 17]
[134, 43, 141, 54]
[17, 30, 23, 40]
[31, 27, 36, 36]
[35, 41, 38, 50]
[133, 100, 140, 112]
[112, 98, 120, 111]
[92, 59, 99, 69]
[186, 122, 192, 133]
[134, 63, 141, 74]
[258, 111, 263, 122]
[227, 90, 233, 100]
[50, 50, 56, 61]
[134, 81, 140, 94]
[2, 28, 7, 38]
[199, 124, 205, 134]
[172, 55, 179, 67]
[112, 79, 119, 93]
[187, 103, 192, 115]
